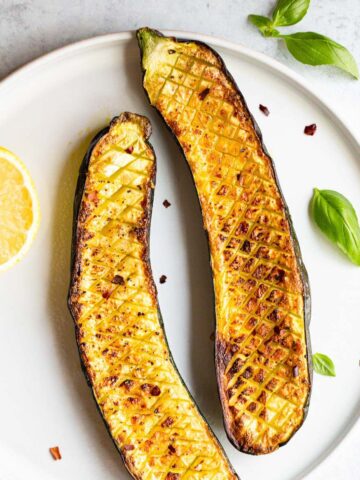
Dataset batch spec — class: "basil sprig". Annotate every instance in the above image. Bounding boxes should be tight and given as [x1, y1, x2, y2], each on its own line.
[248, 15, 276, 37]
[312, 353, 336, 377]
[249, 0, 359, 78]
[311, 189, 360, 266]
[272, 0, 310, 26]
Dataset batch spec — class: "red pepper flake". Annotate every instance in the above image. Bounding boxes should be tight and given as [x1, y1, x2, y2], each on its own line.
[168, 444, 176, 454]
[112, 275, 125, 285]
[293, 365, 299, 378]
[259, 104, 270, 116]
[102, 291, 111, 299]
[209, 331, 215, 341]
[106, 375, 118, 386]
[123, 444, 135, 451]
[163, 199, 171, 208]
[304, 123, 317, 136]
[151, 385, 161, 396]
[120, 379, 134, 390]
[141, 383, 152, 392]
[159, 275, 167, 284]
[166, 473, 180, 480]
[125, 146, 134, 154]
[161, 416, 174, 428]
[199, 87, 210, 100]
[49, 446, 62, 460]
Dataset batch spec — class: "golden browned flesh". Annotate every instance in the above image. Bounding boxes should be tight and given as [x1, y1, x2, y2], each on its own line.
[138, 29, 311, 455]
[68, 113, 238, 478]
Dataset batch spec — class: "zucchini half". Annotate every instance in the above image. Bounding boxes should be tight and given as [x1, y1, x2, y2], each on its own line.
[137, 29, 312, 455]
[68, 113, 239, 479]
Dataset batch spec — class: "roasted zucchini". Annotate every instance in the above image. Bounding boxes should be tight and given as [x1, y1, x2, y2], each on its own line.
[137, 29, 312, 455]
[68, 113, 239, 479]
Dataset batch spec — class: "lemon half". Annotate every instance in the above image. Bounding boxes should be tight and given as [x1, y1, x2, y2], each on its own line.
[0, 147, 40, 271]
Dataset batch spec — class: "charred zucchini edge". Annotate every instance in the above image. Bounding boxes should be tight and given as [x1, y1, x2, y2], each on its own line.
[68, 113, 153, 478]
[68, 112, 240, 477]
[137, 28, 313, 454]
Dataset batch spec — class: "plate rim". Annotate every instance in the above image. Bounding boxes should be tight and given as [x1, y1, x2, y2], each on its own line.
[0, 29, 359, 480]
[1, 29, 359, 152]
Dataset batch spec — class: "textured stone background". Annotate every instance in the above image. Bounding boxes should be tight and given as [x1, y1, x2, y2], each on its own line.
[0, 1, 359, 478]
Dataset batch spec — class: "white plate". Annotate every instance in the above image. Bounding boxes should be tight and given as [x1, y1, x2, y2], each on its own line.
[0, 31, 359, 480]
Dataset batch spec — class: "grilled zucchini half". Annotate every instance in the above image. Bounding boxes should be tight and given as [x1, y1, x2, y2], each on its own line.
[137, 29, 312, 455]
[68, 113, 239, 479]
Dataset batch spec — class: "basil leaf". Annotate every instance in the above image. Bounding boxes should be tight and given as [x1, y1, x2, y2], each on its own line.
[312, 353, 336, 377]
[248, 15, 278, 37]
[281, 32, 359, 78]
[311, 189, 360, 265]
[248, 14, 271, 29]
[272, 0, 310, 27]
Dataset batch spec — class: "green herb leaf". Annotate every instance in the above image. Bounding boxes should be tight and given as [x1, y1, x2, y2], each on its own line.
[281, 32, 359, 78]
[312, 353, 336, 377]
[272, 0, 310, 26]
[248, 15, 278, 37]
[311, 189, 360, 265]
[248, 14, 272, 29]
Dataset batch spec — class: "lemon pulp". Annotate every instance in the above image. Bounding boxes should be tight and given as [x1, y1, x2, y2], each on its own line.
[0, 147, 40, 271]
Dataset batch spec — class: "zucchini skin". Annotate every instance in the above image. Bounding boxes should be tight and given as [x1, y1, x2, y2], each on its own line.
[137, 29, 312, 455]
[68, 113, 239, 479]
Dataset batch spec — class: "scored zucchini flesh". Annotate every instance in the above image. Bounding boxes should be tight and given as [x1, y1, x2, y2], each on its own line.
[68, 113, 238, 479]
[137, 29, 312, 455]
